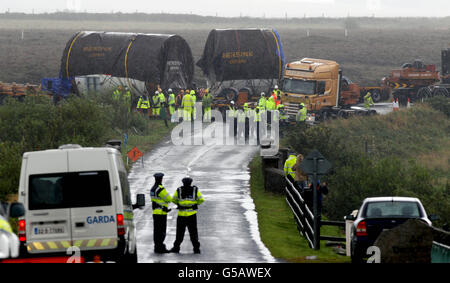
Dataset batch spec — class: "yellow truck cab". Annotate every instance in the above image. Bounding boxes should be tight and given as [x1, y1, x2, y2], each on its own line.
[281, 58, 341, 119]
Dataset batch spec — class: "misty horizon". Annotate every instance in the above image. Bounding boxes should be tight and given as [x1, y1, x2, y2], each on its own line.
[2, 0, 450, 18]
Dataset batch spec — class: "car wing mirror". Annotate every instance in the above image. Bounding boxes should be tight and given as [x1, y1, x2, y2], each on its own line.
[345, 214, 356, 221]
[429, 214, 440, 221]
[133, 194, 145, 210]
[9, 202, 25, 218]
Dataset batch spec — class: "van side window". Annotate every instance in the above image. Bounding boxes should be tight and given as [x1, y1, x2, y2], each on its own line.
[119, 171, 132, 206]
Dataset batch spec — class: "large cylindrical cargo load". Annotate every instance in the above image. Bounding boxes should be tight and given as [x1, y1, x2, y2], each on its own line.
[196, 28, 285, 84]
[60, 31, 194, 90]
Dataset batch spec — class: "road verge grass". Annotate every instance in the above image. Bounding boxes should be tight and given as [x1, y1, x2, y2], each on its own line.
[249, 157, 350, 263]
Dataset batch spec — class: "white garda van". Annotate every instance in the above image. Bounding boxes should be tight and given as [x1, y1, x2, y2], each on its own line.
[17, 144, 145, 263]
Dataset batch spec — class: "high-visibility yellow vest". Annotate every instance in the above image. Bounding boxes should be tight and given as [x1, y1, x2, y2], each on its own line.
[172, 186, 204, 217]
[113, 89, 122, 100]
[153, 95, 160, 107]
[168, 93, 175, 105]
[277, 104, 287, 120]
[243, 103, 249, 113]
[284, 155, 297, 179]
[0, 217, 13, 234]
[159, 92, 166, 103]
[266, 98, 275, 111]
[237, 110, 246, 123]
[258, 97, 266, 109]
[228, 106, 236, 118]
[297, 107, 307, 122]
[182, 94, 193, 109]
[151, 184, 173, 215]
[141, 98, 150, 109]
[254, 109, 261, 122]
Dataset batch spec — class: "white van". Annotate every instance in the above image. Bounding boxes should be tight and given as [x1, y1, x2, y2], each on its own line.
[17, 144, 145, 263]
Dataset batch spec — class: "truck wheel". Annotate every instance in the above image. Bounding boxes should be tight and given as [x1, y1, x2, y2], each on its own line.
[0, 94, 6, 105]
[320, 110, 329, 121]
[417, 87, 432, 102]
[337, 110, 347, 119]
[433, 88, 449, 97]
[381, 88, 391, 101]
[371, 90, 381, 103]
[122, 245, 138, 264]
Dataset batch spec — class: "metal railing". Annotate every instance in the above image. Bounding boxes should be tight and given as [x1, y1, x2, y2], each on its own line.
[431, 241, 450, 263]
[285, 177, 345, 250]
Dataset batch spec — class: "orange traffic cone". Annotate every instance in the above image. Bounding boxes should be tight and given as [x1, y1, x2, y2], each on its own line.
[393, 99, 399, 111]
[407, 98, 411, 108]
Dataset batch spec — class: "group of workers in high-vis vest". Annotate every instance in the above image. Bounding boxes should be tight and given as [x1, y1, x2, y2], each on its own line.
[114, 85, 308, 127]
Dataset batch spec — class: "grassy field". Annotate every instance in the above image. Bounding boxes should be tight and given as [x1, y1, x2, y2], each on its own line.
[1, 14, 449, 87]
[249, 157, 350, 263]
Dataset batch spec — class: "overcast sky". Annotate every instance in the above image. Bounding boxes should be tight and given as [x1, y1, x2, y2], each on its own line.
[2, 0, 450, 18]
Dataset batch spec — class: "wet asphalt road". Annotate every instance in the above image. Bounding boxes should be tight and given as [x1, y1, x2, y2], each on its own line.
[128, 102, 392, 263]
[129, 122, 276, 263]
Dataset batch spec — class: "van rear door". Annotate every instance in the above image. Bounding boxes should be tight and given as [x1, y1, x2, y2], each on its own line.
[68, 150, 118, 251]
[26, 151, 72, 254]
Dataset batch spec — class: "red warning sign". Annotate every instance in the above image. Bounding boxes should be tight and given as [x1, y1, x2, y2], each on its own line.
[127, 146, 143, 163]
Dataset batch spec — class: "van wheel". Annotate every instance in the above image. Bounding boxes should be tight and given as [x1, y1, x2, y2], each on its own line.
[128, 248, 138, 263]
[120, 245, 138, 263]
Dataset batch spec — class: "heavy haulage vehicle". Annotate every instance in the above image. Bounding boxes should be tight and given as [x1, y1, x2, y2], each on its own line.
[0, 31, 195, 105]
[388, 49, 450, 105]
[196, 28, 285, 115]
[280, 58, 377, 122]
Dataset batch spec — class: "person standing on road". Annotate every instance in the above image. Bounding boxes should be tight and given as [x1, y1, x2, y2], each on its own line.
[296, 103, 307, 123]
[182, 90, 193, 121]
[202, 89, 213, 122]
[258, 92, 267, 110]
[168, 89, 176, 118]
[153, 91, 161, 118]
[190, 90, 197, 120]
[170, 177, 205, 254]
[150, 173, 172, 254]
[364, 92, 375, 109]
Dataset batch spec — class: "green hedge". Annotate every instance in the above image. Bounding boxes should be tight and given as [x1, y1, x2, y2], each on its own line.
[0, 93, 159, 200]
[284, 97, 450, 228]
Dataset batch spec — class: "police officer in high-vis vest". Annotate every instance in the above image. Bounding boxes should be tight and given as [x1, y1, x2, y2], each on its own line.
[150, 172, 172, 253]
[284, 151, 297, 182]
[170, 177, 205, 254]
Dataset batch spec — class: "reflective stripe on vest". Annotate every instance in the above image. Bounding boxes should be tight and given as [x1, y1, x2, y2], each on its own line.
[0, 218, 12, 234]
[151, 185, 172, 215]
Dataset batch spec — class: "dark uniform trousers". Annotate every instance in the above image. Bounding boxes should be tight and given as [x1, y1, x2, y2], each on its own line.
[173, 214, 200, 250]
[153, 214, 168, 251]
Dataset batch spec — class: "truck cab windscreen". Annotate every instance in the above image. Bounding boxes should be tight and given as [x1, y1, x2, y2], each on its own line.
[283, 79, 316, 95]
[29, 171, 112, 210]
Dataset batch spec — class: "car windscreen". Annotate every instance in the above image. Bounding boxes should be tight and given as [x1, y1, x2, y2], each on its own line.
[363, 201, 422, 218]
[29, 171, 112, 210]
[283, 79, 316, 95]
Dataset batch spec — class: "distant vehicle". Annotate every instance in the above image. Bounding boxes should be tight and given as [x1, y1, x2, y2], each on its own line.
[17, 143, 145, 263]
[280, 58, 379, 123]
[0, 202, 25, 260]
[346, 196, 436, 263]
